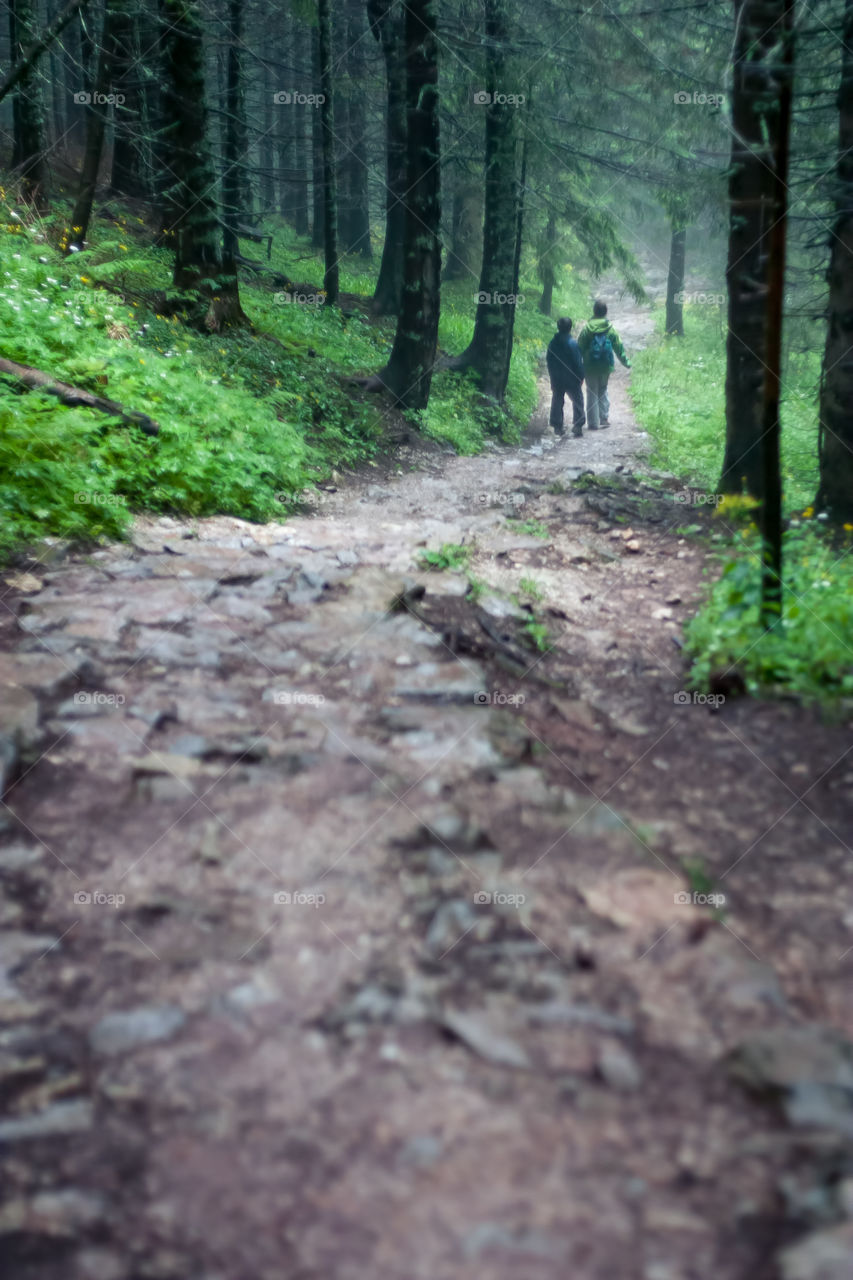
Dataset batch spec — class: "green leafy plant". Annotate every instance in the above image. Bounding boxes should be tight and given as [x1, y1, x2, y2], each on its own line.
[685, 523, 853, 701]
[417, 542, 471, 572]
[519, 575, 544, 600]
[507, 517, 549, 540]
[521, 616, 552, 652]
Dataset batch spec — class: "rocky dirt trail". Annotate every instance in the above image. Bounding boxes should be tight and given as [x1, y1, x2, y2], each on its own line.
[1, 272, 853, 1280]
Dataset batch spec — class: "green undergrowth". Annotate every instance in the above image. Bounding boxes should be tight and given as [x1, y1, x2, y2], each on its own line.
[630, 305, 819, 513]
[0, 188, 591, 560]
[630, 303, 853, 703]
[685, 521, 853, 702]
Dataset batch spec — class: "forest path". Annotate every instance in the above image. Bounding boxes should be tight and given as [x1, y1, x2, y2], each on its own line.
[1, 274, 853, 1279]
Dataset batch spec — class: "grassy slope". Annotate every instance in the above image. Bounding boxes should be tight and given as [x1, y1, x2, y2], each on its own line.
[630, 304, 819, 511]
[630, 304, 853, 702]
[0, 189, 587, 560]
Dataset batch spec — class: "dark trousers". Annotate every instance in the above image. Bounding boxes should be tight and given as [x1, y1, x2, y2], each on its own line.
[549, 378, 585, 432]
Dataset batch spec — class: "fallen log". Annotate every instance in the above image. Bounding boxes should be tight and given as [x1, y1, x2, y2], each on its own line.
[0, 356, 159, 435]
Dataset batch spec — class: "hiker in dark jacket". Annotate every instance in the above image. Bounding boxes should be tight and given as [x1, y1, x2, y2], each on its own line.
[577, 299, 631, 431]
[546, 317, 585, 438]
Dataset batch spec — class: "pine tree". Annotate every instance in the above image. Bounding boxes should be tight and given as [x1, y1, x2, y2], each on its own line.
[373, 0, 440, 407]
[816, 0, 853, 522]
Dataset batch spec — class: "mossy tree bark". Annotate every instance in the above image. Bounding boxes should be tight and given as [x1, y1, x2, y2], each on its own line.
[162, 0, 246, 329]
[451, 0, 520, 404]
[719, 0, 786, 496]
[222, 0, 250, 267]
[816, 0, 853, 522]
[370, 0, 407, 314]
[64, 0, 124, 254]
[9, 0, 48, 208]
[339, 0, 372, 258]
[317, 0, 339, 304]
[373, 0, 440, 408]
[664, 223, 686, 336]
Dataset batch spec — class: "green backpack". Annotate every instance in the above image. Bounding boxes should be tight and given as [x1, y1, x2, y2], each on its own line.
[588, 329, 613, 367]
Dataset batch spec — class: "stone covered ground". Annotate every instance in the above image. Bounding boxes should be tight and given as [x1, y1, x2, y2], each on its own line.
[1, 283, 853, 1280]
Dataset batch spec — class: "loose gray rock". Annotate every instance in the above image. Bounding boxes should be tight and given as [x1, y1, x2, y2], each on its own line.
[779, 1223, 853, 1280]
[527, 1002, 634, 1036]
[425, 899, 479, 956]
[393, 661, 487, 704]
[0, 1188, 107, 1236]
[727, 1025, 853, 1136]
[727, 1026, 853, 1093]
[0, 842, 44, 872]
[439, 1007, 531, 1070]
[0, 1099, 93, 1142]
[597, 1040, 643, 1091]
[463, 1222, 563, 1260]
[89, 1004, 185, 1056]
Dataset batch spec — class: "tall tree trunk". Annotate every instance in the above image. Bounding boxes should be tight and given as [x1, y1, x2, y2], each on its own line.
[502, 128, 527, 392]
[259, 56, 275, 213]
[48, 1, 66, 148]
[64, 0, 122, 252]
[9, 0, 48, 207]
[370, 0, 406, 314]
[110, 5, 146, 196]
[340, 0, 371, 257]
[161, 0, 245, 328]
[452, 0, 519, 403]
[67, 10, 87, 148]
[221, 0, 248, 266]
[289, 18, 310, 233]
[537, 211, 557, 316]
[444, 175, 482, 283]
[719, 0, 782, 495]
[758, 0, 793, 627]
[317, 0, 339, 304]
[816, 0, 853, 522]
[311, 25, 324, 248]
[665, 221, 686, 336]
[373, 0, 440, 407]
[152, 0, 175, 239]
[0, 0, 87, 109]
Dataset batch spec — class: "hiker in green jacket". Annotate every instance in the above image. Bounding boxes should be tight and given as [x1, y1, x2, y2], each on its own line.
[576, 299, 631, 431]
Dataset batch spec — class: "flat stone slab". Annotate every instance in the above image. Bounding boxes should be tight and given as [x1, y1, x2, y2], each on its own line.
[88, 1005, 186, 1056]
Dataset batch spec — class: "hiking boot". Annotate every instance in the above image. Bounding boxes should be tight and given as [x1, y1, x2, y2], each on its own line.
[554, 426, 565, 437]
[571, 425, 583, 438]
[600, 418, 610, 428]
